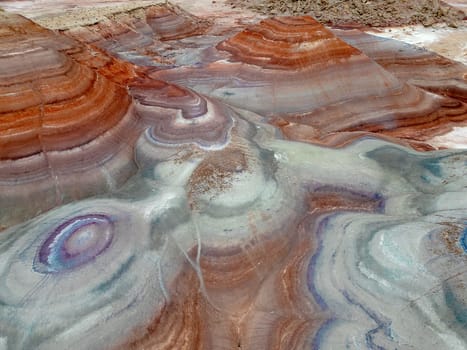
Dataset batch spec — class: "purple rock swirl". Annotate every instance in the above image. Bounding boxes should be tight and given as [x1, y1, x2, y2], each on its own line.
[34, 214, 114, 273]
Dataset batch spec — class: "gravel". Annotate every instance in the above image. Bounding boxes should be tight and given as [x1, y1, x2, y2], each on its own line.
[228, 0, 465, 27]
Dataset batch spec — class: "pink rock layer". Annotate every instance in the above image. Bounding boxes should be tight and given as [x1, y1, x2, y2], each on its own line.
[333, 29, 467, 103]
[0, 5, 466, 350]
[0, 11, 143, 229]
[0, 8, 233, 228]
[63, 4, 212, 67]
[153, 16, 467, 151]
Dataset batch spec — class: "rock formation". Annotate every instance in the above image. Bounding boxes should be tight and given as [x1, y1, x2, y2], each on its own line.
[0, 3, 466, 350]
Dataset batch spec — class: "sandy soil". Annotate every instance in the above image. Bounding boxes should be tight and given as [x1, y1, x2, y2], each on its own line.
[170, 0, 260, 27]
[0, 0, 260, 29]
[0, 1, 161, 28]
[229, 0, 465, 27]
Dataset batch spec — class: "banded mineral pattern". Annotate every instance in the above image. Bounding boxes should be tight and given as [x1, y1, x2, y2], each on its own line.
[0, 11, 141, 228]
[333, 29, 467, 102]
[0, 2, 466, 350]
[153, 16, 467, 150]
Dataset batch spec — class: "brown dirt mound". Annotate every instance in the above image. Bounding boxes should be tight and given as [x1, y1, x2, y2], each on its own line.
[229, 0, 465, 27]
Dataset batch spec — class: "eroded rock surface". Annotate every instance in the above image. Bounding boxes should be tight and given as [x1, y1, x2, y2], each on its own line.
[0, 3, 466, 350]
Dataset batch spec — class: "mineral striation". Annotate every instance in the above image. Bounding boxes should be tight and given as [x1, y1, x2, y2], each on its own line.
[0, 3, 466, 350]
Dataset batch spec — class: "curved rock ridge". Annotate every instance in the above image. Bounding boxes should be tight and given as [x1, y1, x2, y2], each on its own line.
[63, 4, 212, 67]
[0, 200, 170, 349]
[153, 16, 467, 150]
[1, 5, 467, 350]
[308, 147, 467, 349]
[130, 79, 234, 149]
[217, 16, 361, 70]
[144, 3, 211, 41]
[0, 46, 130, 159]
[333, 29, 467, 103]
[1, 131, 466, 349]
[0, 12, 140, 229]
[270, 87, 467, 151]
[123, 217, 325, 350]
[0, 12, 137, 159]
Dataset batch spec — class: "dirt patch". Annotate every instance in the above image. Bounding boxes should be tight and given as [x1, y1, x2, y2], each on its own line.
[228, 0, 465, 27]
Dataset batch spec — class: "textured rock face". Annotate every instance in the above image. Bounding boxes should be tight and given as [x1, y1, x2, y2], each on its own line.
[0, 12, 141, 228]
[153, 16, 467, 150]
[0, 4, 466, 350]
[333, 28, 467, 102]
[63, 3, 212, 67]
